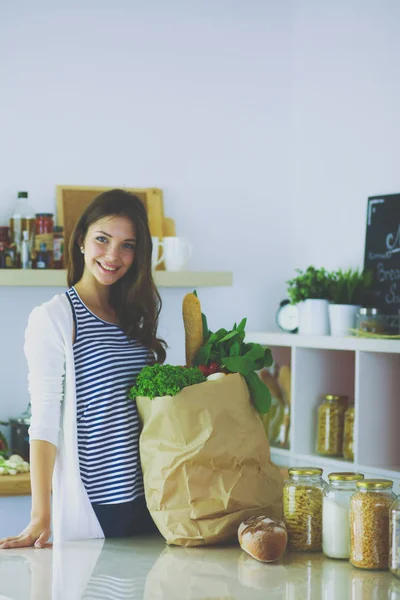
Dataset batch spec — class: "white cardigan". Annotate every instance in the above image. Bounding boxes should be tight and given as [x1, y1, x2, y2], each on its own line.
[25, 293, 104, 542]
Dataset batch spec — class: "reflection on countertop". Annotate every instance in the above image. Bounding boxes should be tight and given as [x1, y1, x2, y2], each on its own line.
[0, 534, 399, 600]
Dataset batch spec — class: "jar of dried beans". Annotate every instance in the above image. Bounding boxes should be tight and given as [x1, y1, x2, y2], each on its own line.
[350, 479, 395, 570]
[283, 467, 326, 551]
[316, 394, 345, 457]
[390, 495, 400, 579]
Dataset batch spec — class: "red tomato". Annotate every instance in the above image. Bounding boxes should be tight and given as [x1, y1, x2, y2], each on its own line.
[208, 362, 219, 374]
[198, 364, 210, 377]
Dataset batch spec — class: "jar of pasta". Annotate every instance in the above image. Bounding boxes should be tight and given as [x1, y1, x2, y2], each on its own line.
[390, 495, 400, 579]
[283, 467, 326, 552]
[316, 394, 345, 456]
[342, 405, 355, 461]
[350, 479, 395, 570]
[322, 472, 364, 559]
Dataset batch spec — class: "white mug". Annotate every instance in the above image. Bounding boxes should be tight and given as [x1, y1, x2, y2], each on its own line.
[151, 237, 164, 270]
[162, 237, 193, 271]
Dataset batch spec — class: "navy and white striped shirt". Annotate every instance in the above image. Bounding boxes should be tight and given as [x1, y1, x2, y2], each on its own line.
[66, 287, 154, 504]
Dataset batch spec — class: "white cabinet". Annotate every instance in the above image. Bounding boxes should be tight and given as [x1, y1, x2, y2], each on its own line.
[246, 332, 400, 494]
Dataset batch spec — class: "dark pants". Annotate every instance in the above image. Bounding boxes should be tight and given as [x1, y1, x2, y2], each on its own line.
[92, 495, 159, 538]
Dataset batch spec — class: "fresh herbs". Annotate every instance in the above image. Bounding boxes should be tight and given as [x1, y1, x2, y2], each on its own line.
[193, 317, 273, 414]
[287, 266, 331, 304]
[128, 364, 206, 400]
[329, 268, 373, 305]
[287, 265, 373, 305]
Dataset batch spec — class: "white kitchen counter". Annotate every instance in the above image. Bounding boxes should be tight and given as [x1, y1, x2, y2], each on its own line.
[0, 535, 399, 600]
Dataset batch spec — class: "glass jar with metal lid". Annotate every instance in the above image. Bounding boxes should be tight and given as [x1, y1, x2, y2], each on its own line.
[323, 472, 364, 559]
[356, 308, 386, 334]
[283, 467, 326, 551]
[316, 394, 346, 456]
[342, 405, 355, 461]
[390, 495, 400, 579]
[350, 479, 395, 569]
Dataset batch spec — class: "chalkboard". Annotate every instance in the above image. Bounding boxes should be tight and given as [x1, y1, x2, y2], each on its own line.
[363, 193, 400, 332]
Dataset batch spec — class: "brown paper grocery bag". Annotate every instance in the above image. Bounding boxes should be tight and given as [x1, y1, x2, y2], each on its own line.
[136, 373, 283, 547]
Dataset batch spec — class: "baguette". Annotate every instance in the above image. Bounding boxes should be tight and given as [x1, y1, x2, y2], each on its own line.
[182, 292, 203, 367]
[238, 516, 287, 563]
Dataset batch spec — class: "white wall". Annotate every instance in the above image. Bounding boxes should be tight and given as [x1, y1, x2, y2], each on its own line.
[1, 0, 400, 430]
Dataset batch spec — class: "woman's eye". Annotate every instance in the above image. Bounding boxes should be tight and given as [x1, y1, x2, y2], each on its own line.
[123, 243, 136, 250]
[95, 236, 108, 243]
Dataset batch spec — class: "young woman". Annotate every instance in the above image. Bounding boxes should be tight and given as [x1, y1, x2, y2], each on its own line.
[0, 189, 166, 548]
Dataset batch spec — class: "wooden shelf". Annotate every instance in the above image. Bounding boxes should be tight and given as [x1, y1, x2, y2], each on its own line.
[0, 472, 31, 497]
[246, 331, 400, 353]
[0, 270, 233, 288]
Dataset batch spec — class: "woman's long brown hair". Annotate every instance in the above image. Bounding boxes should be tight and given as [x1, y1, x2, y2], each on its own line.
[67, 189, 167, 363]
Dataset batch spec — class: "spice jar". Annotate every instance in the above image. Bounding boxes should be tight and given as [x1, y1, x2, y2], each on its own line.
[350, 479, 395, 570]
[316, 394, 345, 457]
[390, 495, 400, 579]
[53, 226, 64, 269]
[0, 227, 15, 268]
[0, 226, 10, 245]
[322, 472, 364, 559]
[343, 405, 355, 461]
[356, 308, 386, 334]
[283, 467, 326, 551]
[34, 213, 54, 252]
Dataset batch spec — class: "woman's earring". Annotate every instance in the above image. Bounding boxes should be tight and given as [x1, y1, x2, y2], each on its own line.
[80, 246, 84, 254]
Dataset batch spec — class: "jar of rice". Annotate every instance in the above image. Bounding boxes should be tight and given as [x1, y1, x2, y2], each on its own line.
[350, 479, 395, 570]
[283, 467, 326, 551]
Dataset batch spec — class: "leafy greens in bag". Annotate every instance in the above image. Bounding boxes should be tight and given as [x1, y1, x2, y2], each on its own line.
[193, 312, 273, 414]
[129, 364, 206, 400]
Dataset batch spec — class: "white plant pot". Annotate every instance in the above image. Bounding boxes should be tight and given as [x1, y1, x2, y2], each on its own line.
[328, 304, 360, 337]
[297, 299, 330, 336]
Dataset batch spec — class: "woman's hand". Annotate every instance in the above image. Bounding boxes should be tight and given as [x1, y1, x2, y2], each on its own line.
[0, 517, 51, 549]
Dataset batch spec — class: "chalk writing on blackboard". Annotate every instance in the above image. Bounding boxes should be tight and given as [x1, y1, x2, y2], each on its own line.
[363, 194, 400, 332]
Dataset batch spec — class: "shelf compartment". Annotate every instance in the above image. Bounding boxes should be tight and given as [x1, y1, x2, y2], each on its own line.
[291, 347, 355, 457]
[356, 351, 400, 470]
[263, 345, 291, 451]
[269, 345, 291, 370]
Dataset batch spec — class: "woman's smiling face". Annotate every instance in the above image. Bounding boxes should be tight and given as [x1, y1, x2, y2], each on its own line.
[81, 215, 136, 285]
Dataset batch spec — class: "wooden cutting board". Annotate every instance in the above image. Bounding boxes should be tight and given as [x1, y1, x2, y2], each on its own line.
[146, 189, 164, 238]
[56, 185, 165, 265]
[0, 472, 31, 496]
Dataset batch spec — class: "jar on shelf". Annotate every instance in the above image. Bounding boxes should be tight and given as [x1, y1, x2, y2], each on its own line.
[34, 213, 54, 267]
[0, 226, 10, 245]
[316, 394, 345, 457]
[342, 405, 355, 461]
[350, 479, 395, 570]
[9, 191, 35, 260]
[283, 467, 326, 551]
[322, 472, 364, 559]
[53, 226, 64, 269]
[0, 226, 17, 268]
[390, 495, 400, 579]
[356, 308, 386, 334]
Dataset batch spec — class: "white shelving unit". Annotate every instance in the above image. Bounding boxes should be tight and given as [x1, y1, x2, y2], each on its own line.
[0, 270, 233, 287]
[246, 332, 400, 494]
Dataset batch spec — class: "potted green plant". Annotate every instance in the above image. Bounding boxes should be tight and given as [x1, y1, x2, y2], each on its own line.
[328, 268, 373, 336]
[287, 266, 332, 335]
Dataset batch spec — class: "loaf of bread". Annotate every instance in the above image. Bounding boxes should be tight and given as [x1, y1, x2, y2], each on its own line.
[238, 516, 287, 563]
